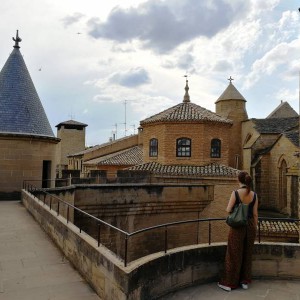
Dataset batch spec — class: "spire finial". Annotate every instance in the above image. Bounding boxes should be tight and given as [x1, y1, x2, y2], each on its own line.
[228, 76, 234, 84]
[183, 74, 190, 103]
[12, 30, 22, 49]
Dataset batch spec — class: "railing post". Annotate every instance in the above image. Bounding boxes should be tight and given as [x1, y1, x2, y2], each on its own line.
[79, 211, 82, 233]
[164, 226, 168, 253]
[98, 223, 101, 247]
[67, 206, 69, 224]
[57, 201, 60, 216]
[258, 220, 261, 243]
[124, 234, 128, 267]
[50, 196, 52, 210]
[196, 219, 199, 244]
[208, 221, 211, 245]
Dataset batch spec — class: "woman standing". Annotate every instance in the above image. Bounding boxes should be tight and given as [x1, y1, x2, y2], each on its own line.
[218, 171, 258, 291]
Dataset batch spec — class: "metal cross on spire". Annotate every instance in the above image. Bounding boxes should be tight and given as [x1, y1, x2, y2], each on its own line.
[13, 30, 22, 49]
[228, 76, 234, 84]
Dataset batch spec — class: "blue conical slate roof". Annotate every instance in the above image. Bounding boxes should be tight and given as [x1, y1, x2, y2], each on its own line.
[0, 45, 54, 137]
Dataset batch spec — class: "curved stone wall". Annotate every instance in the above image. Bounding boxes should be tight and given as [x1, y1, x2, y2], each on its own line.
[22, 190, 300, 300]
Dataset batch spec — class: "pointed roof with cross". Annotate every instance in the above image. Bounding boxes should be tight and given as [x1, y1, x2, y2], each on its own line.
[215, 76, 246, 103]
[0, 31, 54, 137]
[140, 78, 232, 125]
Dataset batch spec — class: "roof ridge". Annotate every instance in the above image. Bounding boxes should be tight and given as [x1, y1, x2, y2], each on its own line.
[129, 162, 239, 177]
[266, 101, 298, 119]
[140, 101, 232, 125]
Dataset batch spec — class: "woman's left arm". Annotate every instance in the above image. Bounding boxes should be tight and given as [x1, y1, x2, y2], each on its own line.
[253, 194, 259, 226]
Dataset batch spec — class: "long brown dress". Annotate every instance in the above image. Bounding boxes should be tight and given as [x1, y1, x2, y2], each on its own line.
[220, 191, 257, 288]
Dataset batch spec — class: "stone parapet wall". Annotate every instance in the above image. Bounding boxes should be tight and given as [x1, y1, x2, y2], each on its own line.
[20, 190, 300, 299]
[22, 190, 128, 300]
[29, 180, 236, 263]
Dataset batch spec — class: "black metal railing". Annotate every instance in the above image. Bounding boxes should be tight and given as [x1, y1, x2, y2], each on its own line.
[22, 181, 300, 267]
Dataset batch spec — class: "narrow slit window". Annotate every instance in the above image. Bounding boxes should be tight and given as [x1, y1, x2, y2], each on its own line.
[149, 138, 158, 157]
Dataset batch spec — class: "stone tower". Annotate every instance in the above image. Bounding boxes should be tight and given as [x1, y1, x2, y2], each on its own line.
[0, 31, 59, 199]
[140, 79, 233, 166]
[56, 120, 87, 175]
[215, 78, 248, 169]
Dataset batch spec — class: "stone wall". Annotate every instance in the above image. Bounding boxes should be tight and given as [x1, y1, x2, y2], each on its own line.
[21, 191, 300, 300]
[142, 122, 231, 166]
[268, 135, 298, 213]
[34, 181, 237, 262]
[74, 184, 215, 261]
[0, 134, 58, 200]
[216, 99, 248, 168]
[56, 125, 85, 167]
[255, 155, 272, 209]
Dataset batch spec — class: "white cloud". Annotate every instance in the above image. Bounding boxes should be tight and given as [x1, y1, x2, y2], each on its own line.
[276, 87, 298, 103]
[108, 67, 151, 87]
[1, 0, 299, 145]
[61, 12, 85, 28]
[245, 38, 300, 88]
[251, 0, 280, 13]
[87, 0, 251, 53]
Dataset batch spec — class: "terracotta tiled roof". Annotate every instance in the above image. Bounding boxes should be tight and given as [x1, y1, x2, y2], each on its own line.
[140, 102, 232, 125]
[84, 146, 142, 166]
[260, 220, 299, 235]
[129, 162, 239, 177]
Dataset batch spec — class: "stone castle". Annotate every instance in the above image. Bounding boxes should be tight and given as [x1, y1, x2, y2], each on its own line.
[0, 32, 299, 220]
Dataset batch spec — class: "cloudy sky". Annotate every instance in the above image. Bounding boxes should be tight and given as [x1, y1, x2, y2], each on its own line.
[0, 0, 299, 146]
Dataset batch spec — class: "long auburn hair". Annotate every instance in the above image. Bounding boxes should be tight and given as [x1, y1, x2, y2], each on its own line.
[238, 171, 252, 194]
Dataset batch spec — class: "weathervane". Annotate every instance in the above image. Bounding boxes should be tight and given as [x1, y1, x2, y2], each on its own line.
[184, 74, 190, 82]
[228, 76, 234, 84]
[13, 30, 22, 48]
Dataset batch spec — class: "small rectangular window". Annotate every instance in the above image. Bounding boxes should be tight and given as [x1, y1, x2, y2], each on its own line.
[211, 139, 221, 158]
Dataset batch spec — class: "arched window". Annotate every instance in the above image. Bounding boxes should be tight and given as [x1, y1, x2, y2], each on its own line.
[279, 159, 287, 210]
[211, 139, 221, 158]
[176, 138, 191, 157]
[149, 138, 158, 157]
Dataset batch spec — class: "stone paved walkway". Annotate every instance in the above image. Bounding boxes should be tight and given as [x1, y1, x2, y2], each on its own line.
[161, 279, 300, 299]
[0, 201, 100, 300]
